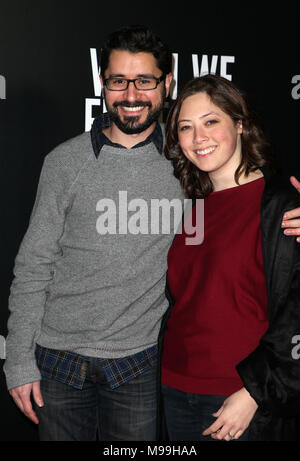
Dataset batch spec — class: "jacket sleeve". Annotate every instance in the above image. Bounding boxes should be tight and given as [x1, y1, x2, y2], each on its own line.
[236, 232, 300, 417]
[3, 152, 72, 390]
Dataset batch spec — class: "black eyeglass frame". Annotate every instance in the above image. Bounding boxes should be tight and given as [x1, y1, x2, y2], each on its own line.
[104, 75, 165, 91]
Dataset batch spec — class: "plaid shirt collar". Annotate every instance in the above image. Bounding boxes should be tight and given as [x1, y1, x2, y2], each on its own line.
[90, 113, 163, 159]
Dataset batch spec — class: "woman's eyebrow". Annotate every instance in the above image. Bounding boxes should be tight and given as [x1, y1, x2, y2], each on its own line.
[178, 111, 219, 123]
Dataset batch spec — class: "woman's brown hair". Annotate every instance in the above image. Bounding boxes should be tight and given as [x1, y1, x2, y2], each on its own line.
[165, 74, 271, 198]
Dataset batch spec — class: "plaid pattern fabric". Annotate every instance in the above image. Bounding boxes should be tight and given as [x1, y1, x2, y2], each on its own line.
[35, 344, 157, 390]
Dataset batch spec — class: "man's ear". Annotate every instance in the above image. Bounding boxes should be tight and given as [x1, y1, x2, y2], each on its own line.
[164, 72, 173, 98]
[100, 75, 104, 96]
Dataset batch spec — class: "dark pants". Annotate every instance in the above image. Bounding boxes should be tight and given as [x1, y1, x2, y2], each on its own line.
[35, 359, 157, 441]
[162, 385, 251, 441]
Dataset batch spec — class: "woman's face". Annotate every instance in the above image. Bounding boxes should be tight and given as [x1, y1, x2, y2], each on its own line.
[177, 92, 243, 182]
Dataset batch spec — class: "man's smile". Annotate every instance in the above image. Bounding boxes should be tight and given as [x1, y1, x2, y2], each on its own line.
[114, 100, 151, 117]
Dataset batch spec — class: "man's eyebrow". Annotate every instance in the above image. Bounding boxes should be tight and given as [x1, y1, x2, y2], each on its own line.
[107, 74, 126, 78]
[137, 74, 157, 78]
[107, 73, 157, 78]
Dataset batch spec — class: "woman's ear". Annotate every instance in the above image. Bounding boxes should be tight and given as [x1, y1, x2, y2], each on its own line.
[237, 120, 243, 134]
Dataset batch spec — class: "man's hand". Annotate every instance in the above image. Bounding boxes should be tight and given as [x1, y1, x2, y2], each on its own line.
[9, 381, 44, 424]
[202, 387, 258, 441]
[281, 176, 300, 242]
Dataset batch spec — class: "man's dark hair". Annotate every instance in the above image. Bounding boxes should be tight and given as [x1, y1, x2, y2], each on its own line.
[100, 25, 172, 77]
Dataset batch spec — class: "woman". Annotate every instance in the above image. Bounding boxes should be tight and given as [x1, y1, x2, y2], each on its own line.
[159, 74, 300, 441]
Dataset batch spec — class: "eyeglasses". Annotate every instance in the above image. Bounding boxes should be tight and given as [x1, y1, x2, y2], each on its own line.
[104, 75, 165, 91]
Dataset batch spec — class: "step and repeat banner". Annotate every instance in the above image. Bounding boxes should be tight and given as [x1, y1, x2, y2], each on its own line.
[0, 1, 298, 440]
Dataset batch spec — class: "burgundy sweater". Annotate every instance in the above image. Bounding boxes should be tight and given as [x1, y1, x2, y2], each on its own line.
[162, 177, 269, 396]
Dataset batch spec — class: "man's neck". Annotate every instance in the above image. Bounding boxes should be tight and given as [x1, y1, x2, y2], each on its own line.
[102, 122, 156, 149]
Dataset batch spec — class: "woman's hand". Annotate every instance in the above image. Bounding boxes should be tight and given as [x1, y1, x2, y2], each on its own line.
[282, 177, 300, 242]
[202, 387, 258, 441]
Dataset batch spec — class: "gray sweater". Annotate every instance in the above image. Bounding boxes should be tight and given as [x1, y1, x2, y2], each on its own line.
[4, 129, 184, 390]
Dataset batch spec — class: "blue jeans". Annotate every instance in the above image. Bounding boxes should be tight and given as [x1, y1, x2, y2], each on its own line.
[162, 385, 251, 441]
[34, 358, 157, 441]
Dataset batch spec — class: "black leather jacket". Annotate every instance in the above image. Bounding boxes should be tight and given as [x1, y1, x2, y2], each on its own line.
[157, 167, 300, 441]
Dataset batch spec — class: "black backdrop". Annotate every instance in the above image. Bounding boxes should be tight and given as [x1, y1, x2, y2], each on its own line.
[0, 1, 299, 441]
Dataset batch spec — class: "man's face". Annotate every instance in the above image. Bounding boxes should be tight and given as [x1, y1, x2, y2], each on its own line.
[101, 50, 172, 134]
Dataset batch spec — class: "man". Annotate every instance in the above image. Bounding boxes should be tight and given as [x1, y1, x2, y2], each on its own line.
[4, 25, 179, 441]
[4, 25, 300, 441]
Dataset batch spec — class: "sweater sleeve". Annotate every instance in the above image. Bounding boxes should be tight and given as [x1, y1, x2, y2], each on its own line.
[3, 151, 72, 390]
[236, 230, 300, 417]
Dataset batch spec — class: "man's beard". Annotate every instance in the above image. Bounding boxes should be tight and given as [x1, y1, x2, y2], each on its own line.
[104, 89, 165, 135]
